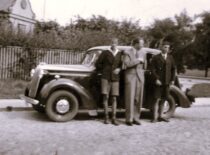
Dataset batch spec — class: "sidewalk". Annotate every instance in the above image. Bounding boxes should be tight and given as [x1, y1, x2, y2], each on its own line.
[0, 98, 210, 112]
[0, 99, 33, 111]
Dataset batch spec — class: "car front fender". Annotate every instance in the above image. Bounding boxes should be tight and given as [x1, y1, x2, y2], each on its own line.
[39, 78, 96, 109]
[170, 85, 191, 108]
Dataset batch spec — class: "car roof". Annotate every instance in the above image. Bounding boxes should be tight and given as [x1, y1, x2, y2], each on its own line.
[87, 46, 131, 51]
[87, 46, 161, 55]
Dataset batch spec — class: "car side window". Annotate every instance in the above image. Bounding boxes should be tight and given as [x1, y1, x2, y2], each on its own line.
[146, 53, 154, 70]
[82, 50, 102, 65]
[91, 50, 102, 66]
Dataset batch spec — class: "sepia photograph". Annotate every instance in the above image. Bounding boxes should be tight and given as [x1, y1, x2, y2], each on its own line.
[0, 0, 210, 154]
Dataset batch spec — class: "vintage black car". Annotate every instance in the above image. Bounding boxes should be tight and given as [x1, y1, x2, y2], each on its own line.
[20, 46, 192, 122]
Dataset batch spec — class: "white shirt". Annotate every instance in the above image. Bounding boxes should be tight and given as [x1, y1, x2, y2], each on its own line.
[161, 53, 167, 60]
[136, 47, 161, 69]
[136, 48, 146, 62]
[109, 48, 119, 57]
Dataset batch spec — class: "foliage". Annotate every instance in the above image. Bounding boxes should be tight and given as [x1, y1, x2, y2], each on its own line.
[12, 47, 43, 80]
[0, 79, 28, 99]
[147, 10, 194, 73]
[184, 12, 210, 77]
[0, 15, 143, 50]
[0, 12, 210, 77]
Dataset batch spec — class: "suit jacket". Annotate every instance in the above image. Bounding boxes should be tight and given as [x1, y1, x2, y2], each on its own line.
[151, 53, 176, 85]
[95, 50, 122, 82]
[123, 47, 145, 122]
[122, 47, 144, 82]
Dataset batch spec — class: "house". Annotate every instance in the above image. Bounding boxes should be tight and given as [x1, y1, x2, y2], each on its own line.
[0, 0, 36, 33]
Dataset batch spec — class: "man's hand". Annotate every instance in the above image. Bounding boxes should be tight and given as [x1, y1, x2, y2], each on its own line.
[137, 57, 144, 64]
[156, 79, 162, 86]
[113, 68, 121, 74]
[170, 81, 175, 85]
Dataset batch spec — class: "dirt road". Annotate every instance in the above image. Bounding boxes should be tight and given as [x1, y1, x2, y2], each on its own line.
[0, 99, 210, 155]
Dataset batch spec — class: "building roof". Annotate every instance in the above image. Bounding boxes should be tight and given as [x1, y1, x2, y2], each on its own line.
[0, 0, 16, 12]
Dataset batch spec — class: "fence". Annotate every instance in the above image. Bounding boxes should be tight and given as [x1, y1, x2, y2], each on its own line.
[0, 46, 85, 80]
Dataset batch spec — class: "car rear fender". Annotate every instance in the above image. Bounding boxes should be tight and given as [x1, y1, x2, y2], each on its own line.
[40, 78, 96, 109]
[170, 85, 191, 108]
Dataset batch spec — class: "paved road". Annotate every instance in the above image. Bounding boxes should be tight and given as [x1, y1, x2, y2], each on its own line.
[0, 77, 209, 155]
[0, 98, 210, 155]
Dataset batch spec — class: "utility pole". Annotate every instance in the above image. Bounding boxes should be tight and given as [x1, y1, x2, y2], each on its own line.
[43, 0, 46, 21]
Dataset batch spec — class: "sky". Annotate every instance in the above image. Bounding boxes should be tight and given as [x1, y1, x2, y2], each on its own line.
[30, 0, 210, 27]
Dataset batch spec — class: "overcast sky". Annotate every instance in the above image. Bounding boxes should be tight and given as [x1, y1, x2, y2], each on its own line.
[30, 0, 210, 27]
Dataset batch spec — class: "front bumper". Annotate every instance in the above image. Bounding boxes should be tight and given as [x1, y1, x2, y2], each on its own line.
[19, 94, 39, 105]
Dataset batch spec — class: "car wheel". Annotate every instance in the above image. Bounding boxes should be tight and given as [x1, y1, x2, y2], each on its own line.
[46, 90, 79, 122]
[162, 95, 176, 119]
[32, 104, 45, 113]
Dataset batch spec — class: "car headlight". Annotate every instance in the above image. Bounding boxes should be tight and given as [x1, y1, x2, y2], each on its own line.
[30, 69, 35, 77]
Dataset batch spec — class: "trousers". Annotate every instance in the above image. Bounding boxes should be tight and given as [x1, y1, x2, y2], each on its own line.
[125, 74, 144, 123]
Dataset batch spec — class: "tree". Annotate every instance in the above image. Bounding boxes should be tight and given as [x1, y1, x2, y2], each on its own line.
[116, 19, 142, 45]
[190, 12, 210, 77]
[67, 16, 143, 48]
[146, 10, 194, 73]
[147, 18, 177, 50]
[172, 10, 194, 73]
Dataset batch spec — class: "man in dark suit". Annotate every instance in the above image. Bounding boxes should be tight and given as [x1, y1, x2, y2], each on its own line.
[95, 38, 122, 125]
[150, 41, 176, 123]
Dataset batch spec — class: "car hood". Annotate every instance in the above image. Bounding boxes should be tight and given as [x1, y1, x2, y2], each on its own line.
[37, 64, 95, 73]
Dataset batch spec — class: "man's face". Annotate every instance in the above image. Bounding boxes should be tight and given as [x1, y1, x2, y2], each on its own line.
[111, 43, 117, 51]
[134, 39, 144, 50]
[111, 39, 118, 51]
[139, 39, 144, 48]
[161, 44, 170, 54]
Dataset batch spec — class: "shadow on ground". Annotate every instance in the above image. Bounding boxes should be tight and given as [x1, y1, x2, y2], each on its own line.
[2, 109, 153, 123]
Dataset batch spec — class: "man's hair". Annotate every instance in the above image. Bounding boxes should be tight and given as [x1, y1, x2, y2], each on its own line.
[161, 41, 170, 46]
[131, 38, 140, 45]
[111, 38, 118, 45]
[131, 38, 144, 46]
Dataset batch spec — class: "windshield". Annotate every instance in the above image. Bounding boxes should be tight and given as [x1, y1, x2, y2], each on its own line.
[81, 50, 102, 65]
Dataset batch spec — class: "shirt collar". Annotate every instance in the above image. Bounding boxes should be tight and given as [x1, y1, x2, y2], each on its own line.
[109, 48, 119, 56]
[161, 53, 167, 59]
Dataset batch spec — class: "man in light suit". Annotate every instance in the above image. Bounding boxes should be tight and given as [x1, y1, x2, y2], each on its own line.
[123, 38, 160, 126]
[150, 41, 176, 123]
[122, 38, 146, 126]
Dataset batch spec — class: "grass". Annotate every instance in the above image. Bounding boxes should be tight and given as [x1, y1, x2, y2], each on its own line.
[180, 69, 210, 78]
[0, 79, 28, 99]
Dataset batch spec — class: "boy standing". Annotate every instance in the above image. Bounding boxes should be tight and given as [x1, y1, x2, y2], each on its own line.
[95, 38, 122, 125]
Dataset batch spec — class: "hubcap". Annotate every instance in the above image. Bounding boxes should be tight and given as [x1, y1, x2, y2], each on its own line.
[56, 99, 70, 114]
[163, 101, 170, 113]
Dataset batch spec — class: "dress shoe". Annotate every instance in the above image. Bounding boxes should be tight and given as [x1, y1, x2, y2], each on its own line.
[158, 117, 170, 122]
[104, 119, 110, 124]
[112, 119, 120, 126]
[126, 122, 133, 126]
[133, 120, 141, 125]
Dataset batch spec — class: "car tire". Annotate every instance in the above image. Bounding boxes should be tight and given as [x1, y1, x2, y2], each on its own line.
[46, 90, 79, 122]
[162, 95, 176, 119]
